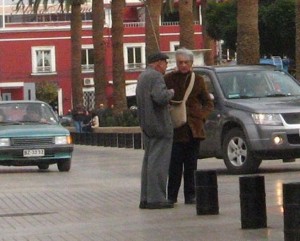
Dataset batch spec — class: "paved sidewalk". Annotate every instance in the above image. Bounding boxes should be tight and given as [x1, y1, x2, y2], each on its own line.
[0, 145, 299, 240]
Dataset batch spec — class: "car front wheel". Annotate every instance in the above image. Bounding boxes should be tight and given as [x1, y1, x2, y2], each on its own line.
[222, 128, 262, 174]
[57, 159, 71, 172]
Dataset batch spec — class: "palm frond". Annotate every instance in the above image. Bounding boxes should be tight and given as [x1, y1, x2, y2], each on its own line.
[43, 0, 48, 10]
[163, 0, 175, 14]
[14, 0, 25, 12]
[33, 0, 41, 13]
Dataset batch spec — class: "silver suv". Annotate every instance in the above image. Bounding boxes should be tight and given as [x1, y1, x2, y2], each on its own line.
[196, 65, 300, 174]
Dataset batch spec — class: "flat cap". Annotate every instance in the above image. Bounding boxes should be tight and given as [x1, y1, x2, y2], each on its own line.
[147, 52, 169, 64]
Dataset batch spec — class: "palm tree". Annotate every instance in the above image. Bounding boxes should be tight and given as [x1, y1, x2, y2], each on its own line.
[236, 0, 259, 64]
[178, 0, 194, 49]
[15, 0, 85, 109]
[111, 0, 127, 115]
[145, 0, 162, 58]
[296, 0, 300, 79]
[92, 0, 107, 108]
[201, 0, 215, 65]
[70, 0, 85, 109]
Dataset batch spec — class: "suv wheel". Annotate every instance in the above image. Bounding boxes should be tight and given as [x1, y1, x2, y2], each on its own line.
[222, 128, 262, 174]
[57, 159, 71, 172]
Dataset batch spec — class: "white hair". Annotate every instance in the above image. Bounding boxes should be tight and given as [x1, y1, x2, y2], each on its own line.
[175, 47, 194, 62]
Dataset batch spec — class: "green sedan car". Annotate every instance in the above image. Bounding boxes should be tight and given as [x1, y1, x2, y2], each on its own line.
[0, 100, 73, 171]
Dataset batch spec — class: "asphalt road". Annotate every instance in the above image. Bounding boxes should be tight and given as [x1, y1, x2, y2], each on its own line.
[0, 145, 300, 240]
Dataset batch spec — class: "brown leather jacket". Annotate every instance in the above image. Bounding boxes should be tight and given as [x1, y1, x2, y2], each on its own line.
[165, 70, 214, 142]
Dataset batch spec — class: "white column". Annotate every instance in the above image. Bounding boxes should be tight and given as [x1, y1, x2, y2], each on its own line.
[58, 88, 63, 116]
[2, 0, 5, 28]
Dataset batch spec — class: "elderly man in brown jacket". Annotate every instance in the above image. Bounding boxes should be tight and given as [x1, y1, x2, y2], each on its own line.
[165, 48, 214, 204]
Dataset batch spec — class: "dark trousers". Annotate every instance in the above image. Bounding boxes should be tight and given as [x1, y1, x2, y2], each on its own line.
[167, 139, 200, 202]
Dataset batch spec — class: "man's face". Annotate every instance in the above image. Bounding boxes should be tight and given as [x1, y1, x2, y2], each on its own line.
[157, 59, 168, 74]
[176, 54, 193, 74]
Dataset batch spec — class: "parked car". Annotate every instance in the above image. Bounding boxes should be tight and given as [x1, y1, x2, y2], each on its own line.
[260, 56, 285, 71]
[194, 65, 300, 174]
[0, 100, 73, 171]
[59, 114, 74, 127]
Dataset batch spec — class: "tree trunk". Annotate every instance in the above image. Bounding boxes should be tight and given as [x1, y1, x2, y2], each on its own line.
[71, 2, 83, 109]
[111, 0, 127, 115]
[236, 0, 260, 65]
[145, 0, 162, 59]
[296, 0, 300, 79]
[179, 0, 194, 49]
[201, 0, 215, 65]
[92, 0, 107, 108]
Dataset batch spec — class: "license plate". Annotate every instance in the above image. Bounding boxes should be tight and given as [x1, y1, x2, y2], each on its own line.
[23, 149, 45, 157]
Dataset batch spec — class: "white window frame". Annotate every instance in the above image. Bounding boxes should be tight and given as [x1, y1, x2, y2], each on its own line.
[31, 46, 56, 75]
[170, 41, 180, 51]
[82, 45, 94, 72]
[124, 43, 146, 70]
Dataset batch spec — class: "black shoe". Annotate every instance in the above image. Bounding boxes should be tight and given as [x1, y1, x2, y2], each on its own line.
[185, 198, 196, 204]
[146, 201, 174, 209]
[139, 201, 147, 209]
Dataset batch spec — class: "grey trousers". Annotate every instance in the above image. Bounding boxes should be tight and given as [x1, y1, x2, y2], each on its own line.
[140, 133, 172, 203]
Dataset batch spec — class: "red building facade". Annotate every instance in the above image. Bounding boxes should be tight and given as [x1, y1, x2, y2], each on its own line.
[0, 2, 211, 115]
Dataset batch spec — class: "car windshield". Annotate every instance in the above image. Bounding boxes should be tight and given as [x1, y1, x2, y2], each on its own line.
[216, 70, 300, 99]
[0, 102, 58, 124]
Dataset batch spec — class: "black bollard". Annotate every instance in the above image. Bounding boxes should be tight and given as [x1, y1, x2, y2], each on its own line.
[103, 133, 111, 147]
[91, 133, 98, 146]
[239, 175, 267, 229]
[194, 170, 219, 215]
[111, 133, 118, 147]
[283, 182, 300, 241]
[125, 134, 133, 148]
[133, 133, 142, 149]
[86, 132, 93, 145]
[79, 132, 85, 145]
[118, 133, 125, 148]
[97, 133, 104, 146]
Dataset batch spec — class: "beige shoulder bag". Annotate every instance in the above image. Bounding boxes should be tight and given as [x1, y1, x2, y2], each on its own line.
[169, 72, 195, 128]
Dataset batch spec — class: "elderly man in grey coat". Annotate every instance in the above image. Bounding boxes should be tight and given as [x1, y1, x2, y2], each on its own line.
[136, 52, 175, 209]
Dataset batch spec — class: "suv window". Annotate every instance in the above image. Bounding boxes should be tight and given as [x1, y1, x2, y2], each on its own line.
[216, 70, 300, 99]
[194, 70, 215, 94]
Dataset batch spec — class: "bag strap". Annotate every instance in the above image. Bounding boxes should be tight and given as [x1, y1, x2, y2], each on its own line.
[182, 72, 195, 102]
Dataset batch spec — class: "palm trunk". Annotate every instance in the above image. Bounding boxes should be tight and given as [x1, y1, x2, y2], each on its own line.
[179, 0, 194, 49]
[71, 2, 83, 109]
[111, 0, 127, 115]
[296, 0, 300, 79]
[92, 0, 107, 108]
[201, 0, 215, 65]
[145, 0, 162, 58]
[236, 0, 259, 65]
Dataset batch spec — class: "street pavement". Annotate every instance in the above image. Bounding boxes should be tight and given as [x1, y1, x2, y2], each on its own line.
[0, 145, 300, 240]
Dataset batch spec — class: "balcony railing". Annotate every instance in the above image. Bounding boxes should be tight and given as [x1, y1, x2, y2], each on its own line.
[125, 63, 146, 71]
[124, 22, 145, 28]
[82, 64, 94, 71]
